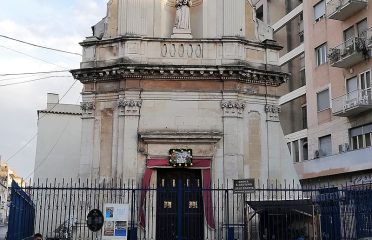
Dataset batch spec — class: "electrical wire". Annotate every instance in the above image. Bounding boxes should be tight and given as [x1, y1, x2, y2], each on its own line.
[4, 134, 38, 166]
[4, 79, 79, 165]
[0, 70, 70, 77]
[0, 75, 72, 87]
[25, 117, 72, 180]
[0, 74, 38, 82]
[25, 94, 81, 179]
[38, 79, 79, 121]
[0, 45, 69, 70]
[0, 34, 82, 56]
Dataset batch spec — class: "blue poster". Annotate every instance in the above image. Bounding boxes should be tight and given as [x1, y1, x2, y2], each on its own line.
[115, 228, 127, 237]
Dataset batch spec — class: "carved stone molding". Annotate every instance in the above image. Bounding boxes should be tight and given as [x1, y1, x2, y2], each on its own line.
[139, 131, 223, 144]
[72, 65, 288, 87]
[221, 100, 246, 118]
[118, 99, 142, 116]
[161, 43, 202, 58]
[80, 102, 95, 117]
[265, 104, 281, 122]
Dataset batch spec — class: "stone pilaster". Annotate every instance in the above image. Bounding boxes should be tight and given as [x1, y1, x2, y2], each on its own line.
[221, 99, 245, 184]
[79, 100, 96, 179]
[118, 0, 147, 36]
[118, 94, 142, 181]
[223, 0, 245, 37]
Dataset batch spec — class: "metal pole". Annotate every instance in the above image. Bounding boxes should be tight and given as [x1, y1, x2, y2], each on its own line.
[243, 193, 248, 240]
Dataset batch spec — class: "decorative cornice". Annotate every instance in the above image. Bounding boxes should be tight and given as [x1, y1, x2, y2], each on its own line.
[79, 36, 282, 51]
[221, 100, 246, 117]
[71, 65, 288, 87]
[139, 131, 223, 144]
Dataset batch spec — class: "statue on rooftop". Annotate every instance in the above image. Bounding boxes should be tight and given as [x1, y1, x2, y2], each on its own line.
[175, 0, 192, 30]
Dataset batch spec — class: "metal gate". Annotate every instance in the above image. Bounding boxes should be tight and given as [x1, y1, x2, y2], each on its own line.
[6, 179, 372, 240]
[7, 180, 35, 240]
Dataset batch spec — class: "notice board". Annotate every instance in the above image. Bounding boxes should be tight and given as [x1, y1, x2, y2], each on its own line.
[102, 203, 129, 239]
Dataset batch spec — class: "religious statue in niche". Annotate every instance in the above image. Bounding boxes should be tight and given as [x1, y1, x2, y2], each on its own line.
[175, 0, 192, 30]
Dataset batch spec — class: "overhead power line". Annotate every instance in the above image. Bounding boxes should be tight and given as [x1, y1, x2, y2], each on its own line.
[0, 70, 70, 77]
[0, 34, 82, 56]
[0, 75, 72, 87]
[5, 79, 79, 165]
[0, 74, 39, 82]
[0, 45, 68, 70]
[5, 134, 38, 165]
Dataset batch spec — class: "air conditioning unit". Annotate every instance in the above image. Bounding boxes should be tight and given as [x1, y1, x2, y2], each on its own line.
[314, 150, 320, 159]
[338, 143, 350, 153]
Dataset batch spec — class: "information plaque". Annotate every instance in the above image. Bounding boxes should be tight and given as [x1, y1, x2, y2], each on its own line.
[233, 179, 255, 194]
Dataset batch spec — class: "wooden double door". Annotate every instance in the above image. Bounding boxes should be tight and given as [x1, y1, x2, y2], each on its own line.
[156, 169, 204, 240]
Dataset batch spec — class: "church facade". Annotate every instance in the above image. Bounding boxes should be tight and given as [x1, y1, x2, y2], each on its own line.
[72, 0, 298, 184]
[70, 0, 299, 237]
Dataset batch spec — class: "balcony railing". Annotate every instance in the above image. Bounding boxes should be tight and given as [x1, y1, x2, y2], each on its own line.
[367, 27, 372, 48]
[327, 0, 368, 21]
[332, 88, 372, 117]
[328, 37, 368, 68]
[294, 147, 372, 180]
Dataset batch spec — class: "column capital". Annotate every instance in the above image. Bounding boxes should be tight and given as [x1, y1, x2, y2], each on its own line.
[118, 99, 142, 116]
[221, 100, 245, 118]
[265, 104, 281, 122]
[80, 101, 95, 118]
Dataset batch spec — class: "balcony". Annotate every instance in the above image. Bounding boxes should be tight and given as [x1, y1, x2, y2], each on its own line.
[328, 37, 368, 68]
[332, 88, 372, 117]
[327, 0, 368, 21]
[294, 147, 372, 180]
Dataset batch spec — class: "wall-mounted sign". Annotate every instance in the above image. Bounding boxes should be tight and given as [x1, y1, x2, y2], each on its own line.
[233, 179, 255, 194]
[87, 209, 104, 232]
[169, 149, 193, 167]
[102, 204, 129, 240]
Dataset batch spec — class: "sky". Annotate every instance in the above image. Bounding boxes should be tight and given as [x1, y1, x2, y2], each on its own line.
[0, 0, 108, 179]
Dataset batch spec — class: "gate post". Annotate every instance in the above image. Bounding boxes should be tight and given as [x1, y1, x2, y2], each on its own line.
[243, 193, 248, 240]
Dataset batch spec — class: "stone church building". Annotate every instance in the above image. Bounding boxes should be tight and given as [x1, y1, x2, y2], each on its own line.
[29, 0, 305, 238]
[71, 0, 298, 186]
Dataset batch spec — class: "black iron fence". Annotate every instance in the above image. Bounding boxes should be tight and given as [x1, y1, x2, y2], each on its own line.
[7, 179, 372, 240]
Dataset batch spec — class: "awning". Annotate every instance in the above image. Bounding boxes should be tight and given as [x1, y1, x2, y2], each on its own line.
[247, 199, 314, 216]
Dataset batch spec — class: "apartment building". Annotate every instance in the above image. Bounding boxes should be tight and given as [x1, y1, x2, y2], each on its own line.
[255, 0, 372, 185]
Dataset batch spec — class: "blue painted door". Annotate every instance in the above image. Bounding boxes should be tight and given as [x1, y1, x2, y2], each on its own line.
[156, 169, 204, 240]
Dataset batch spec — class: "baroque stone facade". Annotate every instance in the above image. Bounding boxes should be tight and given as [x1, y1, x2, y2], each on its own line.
[69, 1, 301, 238]
[72, 0, 298, 186]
